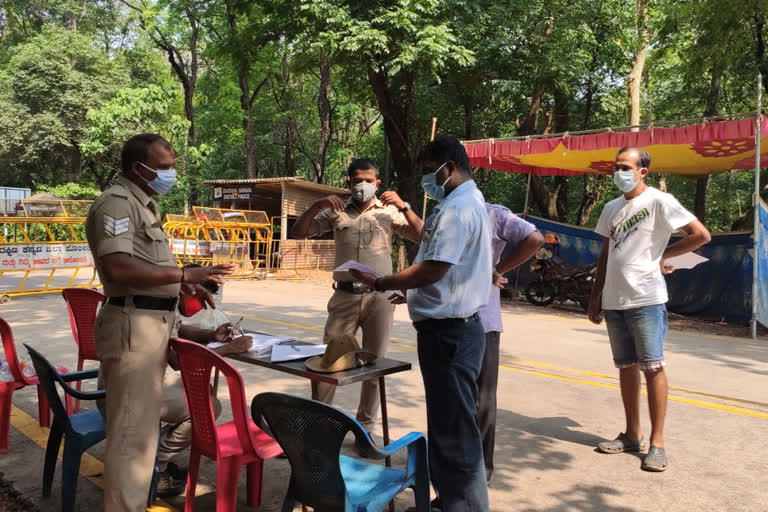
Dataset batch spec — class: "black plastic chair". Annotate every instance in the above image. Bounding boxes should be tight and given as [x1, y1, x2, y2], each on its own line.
[251, 392, 430, 512]
[24, 344, 159, 512]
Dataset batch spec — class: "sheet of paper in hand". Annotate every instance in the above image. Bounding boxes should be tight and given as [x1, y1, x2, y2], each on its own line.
[664, 252, 709, 270]
[333, 260, 381, 277]
[271, 343, 327, 362]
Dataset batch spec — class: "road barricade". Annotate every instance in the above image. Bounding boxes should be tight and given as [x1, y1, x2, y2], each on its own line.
[163, 206, 274, 278]
[0, 199, 98, 302]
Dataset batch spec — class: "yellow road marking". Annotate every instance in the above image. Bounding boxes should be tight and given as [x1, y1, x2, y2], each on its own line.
[498, 365, 768, 420]
[9, 405, 175, 512]
[504, 308, 763, 345]
[228, 311, 768, 419]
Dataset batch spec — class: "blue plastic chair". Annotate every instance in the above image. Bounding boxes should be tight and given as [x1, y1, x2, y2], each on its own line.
[251, 392, 430, 512]
[24, 344, 159, 512]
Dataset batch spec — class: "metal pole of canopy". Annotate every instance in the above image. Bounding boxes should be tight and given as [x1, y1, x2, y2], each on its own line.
[422, 117, 439, 218]
[514, 171, 534, 299]
[523, 172, 532, 217]
[752, 73, 762, 340]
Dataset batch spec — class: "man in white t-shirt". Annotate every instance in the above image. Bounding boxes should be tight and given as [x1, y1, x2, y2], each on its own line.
[588, 146, 710, 472]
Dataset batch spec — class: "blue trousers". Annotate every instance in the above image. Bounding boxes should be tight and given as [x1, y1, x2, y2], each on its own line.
[414, 314, 489, 511]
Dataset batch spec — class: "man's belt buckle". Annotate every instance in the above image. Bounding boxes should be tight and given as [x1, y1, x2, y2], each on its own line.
[352, 281, 371, 294]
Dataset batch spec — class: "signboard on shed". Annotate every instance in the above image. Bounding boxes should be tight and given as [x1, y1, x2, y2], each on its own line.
[213, 186, 252, 201]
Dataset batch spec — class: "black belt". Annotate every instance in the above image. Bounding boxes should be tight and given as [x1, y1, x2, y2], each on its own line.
[333, 281, 373, 294]
[413, 313, 480, 329]
[107, 296, 178, 311]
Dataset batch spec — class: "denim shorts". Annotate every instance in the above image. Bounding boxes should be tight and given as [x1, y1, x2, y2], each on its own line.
[603, 304, 667, 371]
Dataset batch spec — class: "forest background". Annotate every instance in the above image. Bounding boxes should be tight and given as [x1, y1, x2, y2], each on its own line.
[2, 0, 768, 232]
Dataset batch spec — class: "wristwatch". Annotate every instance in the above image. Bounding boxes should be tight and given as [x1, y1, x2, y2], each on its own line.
[399, 202, 411, 213]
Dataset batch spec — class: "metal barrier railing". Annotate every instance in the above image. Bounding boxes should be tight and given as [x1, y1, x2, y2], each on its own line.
[163, 207, 274, 279]
[0, 201, 99, 302]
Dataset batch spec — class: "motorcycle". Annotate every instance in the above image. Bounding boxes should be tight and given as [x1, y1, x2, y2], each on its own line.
[524, 247, 596, 311]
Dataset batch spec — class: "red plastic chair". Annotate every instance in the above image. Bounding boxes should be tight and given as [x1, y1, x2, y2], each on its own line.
[0, 317, 72, 453]
[61, 288, 104, 411]
[170, 338, 283, 512]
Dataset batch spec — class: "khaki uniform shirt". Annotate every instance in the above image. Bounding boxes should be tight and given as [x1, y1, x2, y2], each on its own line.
[86, 176, 180, 298]
[309, 198, 418, 281]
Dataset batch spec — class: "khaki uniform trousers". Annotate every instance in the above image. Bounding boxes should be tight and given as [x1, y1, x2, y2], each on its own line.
[312, 289, 394, 431]
[94, 302, 175, 512]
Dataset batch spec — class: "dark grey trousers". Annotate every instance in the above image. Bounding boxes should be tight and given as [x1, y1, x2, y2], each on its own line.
[477, 331, 500, 476]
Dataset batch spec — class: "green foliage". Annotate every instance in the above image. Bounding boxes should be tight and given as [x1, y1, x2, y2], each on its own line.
[0, 25, 129, 186]
[35, 182, 101, 200]
[0, 0, 766, 233]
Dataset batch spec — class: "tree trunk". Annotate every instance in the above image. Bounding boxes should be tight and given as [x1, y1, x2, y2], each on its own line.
[284, 121, 296, 177]
[520, 80, 544, 136]
[694, 68, 722, 222]
[224, 0, 257, 178]
[530, 175, 566, 221]
[753, 6, 768, 94]
[694, 176, 709, 222]
[69, 143, 82, 182]
[239, 71, 258, 179]
[553, 86, 569, 133]
[583, 76, 595, 130]
[366, 66, 417, 209]
[628, 0, 650, 127]
[576, 175, 607, 225]
[462, 93, 473, 139]
[314, 54, 333, 184]
[183, 8, 199, 144]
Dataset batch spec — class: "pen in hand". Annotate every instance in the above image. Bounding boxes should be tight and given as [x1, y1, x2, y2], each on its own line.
[224, 317, 244, 343]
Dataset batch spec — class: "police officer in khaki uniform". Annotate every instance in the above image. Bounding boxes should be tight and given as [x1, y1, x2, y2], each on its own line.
[291, 158, 423, 434]
[86, 134, 232, 512]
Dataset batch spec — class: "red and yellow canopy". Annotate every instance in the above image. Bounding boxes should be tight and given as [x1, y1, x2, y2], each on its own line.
[463, 117, 768, 177]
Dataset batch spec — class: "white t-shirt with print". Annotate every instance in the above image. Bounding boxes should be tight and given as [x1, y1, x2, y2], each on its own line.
[595, 186, 696, 310]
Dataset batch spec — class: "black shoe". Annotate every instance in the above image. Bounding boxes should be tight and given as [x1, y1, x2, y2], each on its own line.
[354, 431, 376, 456]
[156, 469, 186, 498]
[486, 467, 493, 483]
[406, 497, 441, 512]
[166, 461, 188, 481]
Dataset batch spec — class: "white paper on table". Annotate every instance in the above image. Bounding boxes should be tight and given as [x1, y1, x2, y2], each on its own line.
[270, 343, 327, 362]
[664, 252, 709, 270]
[208, 332, 295, 355]
[333, 260, 381, 277]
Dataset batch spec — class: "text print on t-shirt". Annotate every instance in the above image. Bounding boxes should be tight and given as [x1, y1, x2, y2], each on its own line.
[609, 207, 650, 250]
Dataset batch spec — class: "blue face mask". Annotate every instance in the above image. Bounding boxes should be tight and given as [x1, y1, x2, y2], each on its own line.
[139, 162, 177, 195]
[422, 162, 451, 201]
[613, 170, 639, 193]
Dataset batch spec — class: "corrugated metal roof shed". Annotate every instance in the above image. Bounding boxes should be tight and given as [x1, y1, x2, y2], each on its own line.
[202, 177, 349, 196]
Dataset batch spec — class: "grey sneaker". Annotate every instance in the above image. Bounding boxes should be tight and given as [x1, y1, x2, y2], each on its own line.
[641, 446, 668, 472]
[597, 432, 645, 454]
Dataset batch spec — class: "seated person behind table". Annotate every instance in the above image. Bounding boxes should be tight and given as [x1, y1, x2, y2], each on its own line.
[99, 285, 253, 497]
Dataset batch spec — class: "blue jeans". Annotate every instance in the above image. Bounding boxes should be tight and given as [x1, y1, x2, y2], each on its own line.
[414, 314, 489, 512]
[604, 304, 667, 371]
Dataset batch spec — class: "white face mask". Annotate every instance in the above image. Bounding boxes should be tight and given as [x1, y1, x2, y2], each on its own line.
[421, 162, 450, 201]
[351, 181, 376, 203]
[613, 169, 640, 193]
[138, 162, 176, 195]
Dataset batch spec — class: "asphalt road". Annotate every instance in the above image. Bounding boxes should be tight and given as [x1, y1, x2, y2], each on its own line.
[1, 279, 766, 511]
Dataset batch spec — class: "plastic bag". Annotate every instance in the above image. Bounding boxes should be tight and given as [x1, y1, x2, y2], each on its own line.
[20, 360, 35, 378]
[0, 356, 12, 382]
